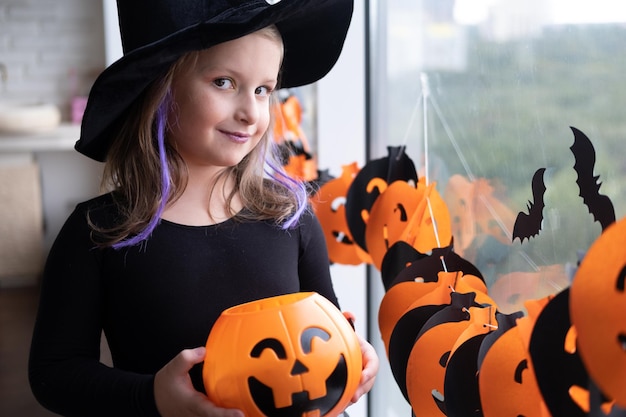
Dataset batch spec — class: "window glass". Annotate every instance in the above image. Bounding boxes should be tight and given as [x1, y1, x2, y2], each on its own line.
[369, 1, 626, 415]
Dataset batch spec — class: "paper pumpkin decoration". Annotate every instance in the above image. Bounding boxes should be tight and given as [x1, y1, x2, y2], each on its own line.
[389, 244, 484, 291]
[378, 278, 440, 356]
[529, 288, 589, 417]
[344, 146, 418, 252]
[477, 310, 548, 417]
[443, 333, 490, 417]
[405, 292, 491, 417]
[387, 271, 495, 401]
[380, 241, 425, 290]
[272, 93, 317, 181]
[570, 216, 626, 407]
[379, 248, 487, 355]
[442, 304, 498, 417]
[365, 178, 452, 271]
[312, 162, 371, 265]
[478, 299, 551, 417]
[203, 292, 362, 417]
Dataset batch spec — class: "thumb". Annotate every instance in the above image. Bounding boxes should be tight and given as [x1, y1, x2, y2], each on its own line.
[169, 347, 206, 374]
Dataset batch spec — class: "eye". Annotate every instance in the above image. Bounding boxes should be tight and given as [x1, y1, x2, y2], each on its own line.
[394, 203, 408, 221]
[213, 77, 234, 90]
[301, 327, 331, 354]
[514, 359, 528, 384]
[255, 85, 271, 97]
[617, 265, 626, 292]
[251, 338, 287, 359]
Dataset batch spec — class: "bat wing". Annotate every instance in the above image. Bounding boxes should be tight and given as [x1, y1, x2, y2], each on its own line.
[569, 127, 615, 231]
[513, 168, 546, 243]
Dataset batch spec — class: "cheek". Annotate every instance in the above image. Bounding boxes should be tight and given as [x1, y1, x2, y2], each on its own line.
[258, 103, 272, 135]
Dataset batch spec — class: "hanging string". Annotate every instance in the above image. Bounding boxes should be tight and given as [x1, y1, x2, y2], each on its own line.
[427, 76, 518, 245]
[420, 73, 444, 255]
[421, 73, 430, 186]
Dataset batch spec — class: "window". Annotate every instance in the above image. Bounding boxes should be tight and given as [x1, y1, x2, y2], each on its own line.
[368, 1, 626, 415]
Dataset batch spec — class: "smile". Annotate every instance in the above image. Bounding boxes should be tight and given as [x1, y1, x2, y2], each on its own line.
[247, 355, 348, 417]
[220, 130, 251, 144]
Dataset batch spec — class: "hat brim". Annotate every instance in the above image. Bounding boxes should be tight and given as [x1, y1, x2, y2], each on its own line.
[76, 0, 353, 162]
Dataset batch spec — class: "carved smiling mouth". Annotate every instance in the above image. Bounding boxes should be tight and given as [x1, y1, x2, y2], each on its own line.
[247, 355, 348, 417]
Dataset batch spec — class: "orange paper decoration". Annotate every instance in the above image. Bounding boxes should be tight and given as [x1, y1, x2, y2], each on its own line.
[365, 178, 452, 271]
[570, 216, 626, 407]
[312, 162, 372, 265]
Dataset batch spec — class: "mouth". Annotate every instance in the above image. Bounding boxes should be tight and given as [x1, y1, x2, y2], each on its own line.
[220, 130, 251, 144]
[247, 355, 348, 417]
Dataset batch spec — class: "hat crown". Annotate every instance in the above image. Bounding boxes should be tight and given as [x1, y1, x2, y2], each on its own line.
[116, 0, 270, 53]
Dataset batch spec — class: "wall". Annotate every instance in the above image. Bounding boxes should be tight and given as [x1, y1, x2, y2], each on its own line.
[0, 0, 105, 285]
[0, 0, 105, 120]
[316, 2, 369, 415]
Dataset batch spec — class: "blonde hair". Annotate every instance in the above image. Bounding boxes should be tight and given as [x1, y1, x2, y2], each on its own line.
[91, 26, 307, 248]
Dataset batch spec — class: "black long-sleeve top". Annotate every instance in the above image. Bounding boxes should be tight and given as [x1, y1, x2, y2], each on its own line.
[29, 193, 338, 417]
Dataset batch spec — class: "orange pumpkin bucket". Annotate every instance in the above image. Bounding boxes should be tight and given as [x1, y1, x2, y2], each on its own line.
[203, 292, 362, 417]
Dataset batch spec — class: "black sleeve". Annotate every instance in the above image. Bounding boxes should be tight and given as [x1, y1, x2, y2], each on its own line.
[28, 202, 161, 417]
[297, 209, 340, 308]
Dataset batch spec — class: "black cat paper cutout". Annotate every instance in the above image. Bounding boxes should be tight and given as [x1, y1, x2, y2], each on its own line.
[513, 168, 546, 242]
[570, 126, 615, 231]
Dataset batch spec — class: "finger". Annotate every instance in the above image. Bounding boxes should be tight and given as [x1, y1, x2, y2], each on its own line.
[169, 347, 206, 374]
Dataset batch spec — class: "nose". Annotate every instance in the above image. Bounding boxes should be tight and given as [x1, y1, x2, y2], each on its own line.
[235, 91, 259, 125]
[290, 359, 309, 376]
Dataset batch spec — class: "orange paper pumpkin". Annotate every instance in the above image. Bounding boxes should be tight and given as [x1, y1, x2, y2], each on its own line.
[387, 271, 496, 401]
[344, 146, 418, 252]
[478, 301, 551, 417]
[405, 292, 488, 417]
[529, 288, 589, 417]
[203, 292, 362, 417]
[570, 216, 626, 407]
[365, 178, 452, 271]
[312, 162, 371, 265]
[443, 305, 498, 417]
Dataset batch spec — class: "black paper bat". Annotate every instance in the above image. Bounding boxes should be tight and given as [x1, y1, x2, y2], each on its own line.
[569, 126, 615, 231]
[513, 167, 546, 243]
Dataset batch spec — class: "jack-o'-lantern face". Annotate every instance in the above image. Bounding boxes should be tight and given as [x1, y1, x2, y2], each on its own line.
[571, 216, 626, 407]
[344, 146, 418, 252]
[479, 307, 549, 417]
[247, 327, 350, 415]
[365, 178, 452, 271]
[312, 163, 371, 265]
[203, 292, 362, 417]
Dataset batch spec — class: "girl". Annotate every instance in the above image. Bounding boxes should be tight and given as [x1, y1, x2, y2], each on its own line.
[29, 1, 378, 417]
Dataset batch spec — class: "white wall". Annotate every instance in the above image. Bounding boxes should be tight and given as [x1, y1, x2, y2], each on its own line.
[0, 0, 105, 119]
[316, 2, 369, 416]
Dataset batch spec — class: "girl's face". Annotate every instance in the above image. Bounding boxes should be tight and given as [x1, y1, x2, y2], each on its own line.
[169, 29, 283, 172]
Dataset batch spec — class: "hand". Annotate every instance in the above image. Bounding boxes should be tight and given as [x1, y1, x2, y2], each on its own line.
[350, 333, 379, 404]
[154, 347, 244, 417]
